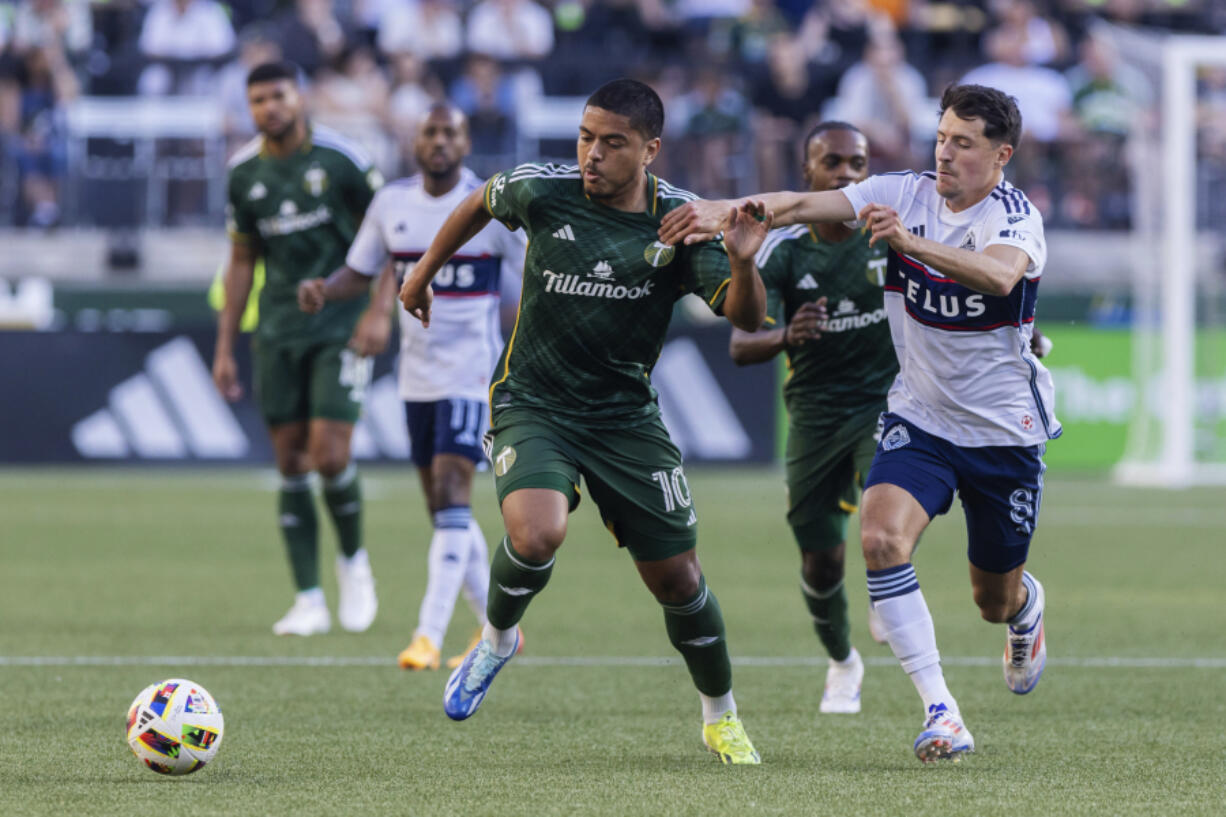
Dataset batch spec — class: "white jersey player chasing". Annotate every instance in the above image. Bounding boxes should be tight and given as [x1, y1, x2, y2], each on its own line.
[299, 104, 527, 670]
[661, 84, 1058, 763]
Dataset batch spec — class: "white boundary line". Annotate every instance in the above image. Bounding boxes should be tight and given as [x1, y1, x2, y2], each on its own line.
[2, 655, 1224, 669]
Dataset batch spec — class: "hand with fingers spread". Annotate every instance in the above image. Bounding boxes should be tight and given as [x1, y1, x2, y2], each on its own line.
[785, 297, 827, 346]
[860, 203, 915, 254]
[723, 201, 774, 263]
[658, 198, 738, 246]
[399, 275, 433, 328]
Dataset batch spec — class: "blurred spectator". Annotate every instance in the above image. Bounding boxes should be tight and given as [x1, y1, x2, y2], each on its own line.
[749, 33, 838, 191]
[4, 43, 78, 227]
[798, 0, 874, 71]
[711, 0, 789, 64]
[314, 45, 390, 120]
[466, 0, 555, 61]
[678, 66, 749, 197]
[961, 25, 1072, 143]
[822, 27, 929, 171]
[275, 0, 349, 78]
[137, 0, 236, 95]
[450, 53, 516, 171]
[989, 0, 1069, 66]
[674, 0, 752, 26]
[1065, 29, 1151, 138]
[215, 24, 282, 149]
[387, 51, 441, 171]
[11, 0, 92, 62]
[1058, 29, 1152, 227]
[378, 0, 464, 61]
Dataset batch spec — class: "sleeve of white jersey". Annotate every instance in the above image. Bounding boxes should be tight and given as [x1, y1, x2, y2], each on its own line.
[983, 201, 1047, 280]
[344, 191, 387, 277]
[839, 173, 911, 218]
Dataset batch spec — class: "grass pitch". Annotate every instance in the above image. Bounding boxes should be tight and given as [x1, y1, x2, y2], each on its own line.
[1, 467, 1223, 816]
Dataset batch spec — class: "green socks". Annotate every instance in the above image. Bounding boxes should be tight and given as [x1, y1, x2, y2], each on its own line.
[486, 536, 554, 629]
[662, 577, 733, 697]
[322, 463, 362, 559]
[278, 475, 319, 591]
[801, 576, 851, 662]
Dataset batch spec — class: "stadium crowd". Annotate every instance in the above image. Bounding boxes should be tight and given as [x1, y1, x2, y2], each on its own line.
[1, 0, 1224, 230]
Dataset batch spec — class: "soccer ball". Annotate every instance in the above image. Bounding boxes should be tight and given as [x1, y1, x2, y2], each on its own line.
[125, 679, 224, 775]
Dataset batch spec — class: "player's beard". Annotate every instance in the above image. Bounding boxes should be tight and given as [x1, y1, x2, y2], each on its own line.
[262, 115, 301, 145]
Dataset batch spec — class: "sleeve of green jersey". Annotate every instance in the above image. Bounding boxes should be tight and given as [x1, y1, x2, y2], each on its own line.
[482, 165, 534, 231]
[679, 239, 733, 315]
[341, 156, 383, 217]
[756, 243, 789, 329]
[225, 172, 258, 244]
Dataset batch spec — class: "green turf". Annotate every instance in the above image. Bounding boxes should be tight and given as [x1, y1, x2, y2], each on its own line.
[1, 467, 1223, 816]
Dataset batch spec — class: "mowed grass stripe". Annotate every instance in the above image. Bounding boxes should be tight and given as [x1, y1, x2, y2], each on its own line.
[4, 655, 1225, 668]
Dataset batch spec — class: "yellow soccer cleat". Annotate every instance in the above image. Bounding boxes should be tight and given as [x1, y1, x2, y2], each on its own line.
[702, 712, 761, 765]
[398, 634, 441, 671]
[446, 626, 525, 669]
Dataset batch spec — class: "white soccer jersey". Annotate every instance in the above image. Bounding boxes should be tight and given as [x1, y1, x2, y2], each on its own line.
[346, 168, 527, 402]
[841, 171, 1061, 447]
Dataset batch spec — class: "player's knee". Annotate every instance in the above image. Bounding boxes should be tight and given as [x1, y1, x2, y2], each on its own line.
[860, 524, 910, 570]
[801, 548, 845, 590]
[505, 519, 565, 562]
[646, 565, 702, 605]
[276, 450, 311, 477]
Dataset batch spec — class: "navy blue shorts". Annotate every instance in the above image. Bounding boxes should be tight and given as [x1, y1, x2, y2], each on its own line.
[404, 399, 487, 468]
[864, 412, 1046, 573]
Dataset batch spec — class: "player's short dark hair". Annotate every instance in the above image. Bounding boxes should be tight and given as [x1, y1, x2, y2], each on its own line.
[801, 121, 864, 162]
[585, 79, 665, 141]
[939, 84, 1022, 148]
[246, 61, 299, 87]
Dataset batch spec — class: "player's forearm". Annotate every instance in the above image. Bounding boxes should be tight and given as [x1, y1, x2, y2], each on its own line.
[755, 190, 855, 228]
[368, 261, 399, 316]
[322, 265, 375, 303]
[722, 257, 767, 332]
[904, 237, 1023, 297]
[406, 189, 491, 290]
[729, 326, 785, 366]
[215, 254, 255, 353]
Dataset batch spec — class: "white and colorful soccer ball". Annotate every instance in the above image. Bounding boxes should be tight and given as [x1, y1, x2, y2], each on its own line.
[125, 679, 224, 775]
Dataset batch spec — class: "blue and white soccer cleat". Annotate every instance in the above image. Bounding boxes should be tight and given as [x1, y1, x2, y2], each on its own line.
[443, 630, 520, 721]
[1004, 576, 1047, 694]
[914, 703, 975, 763]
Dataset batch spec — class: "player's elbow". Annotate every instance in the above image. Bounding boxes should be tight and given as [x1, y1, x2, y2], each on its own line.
[728, 310, 764, 333]
[728, 340, 752, 366]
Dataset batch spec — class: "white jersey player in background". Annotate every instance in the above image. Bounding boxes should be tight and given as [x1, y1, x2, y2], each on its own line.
[299, 103, 527, 670]
[660, 84, 1058, 763]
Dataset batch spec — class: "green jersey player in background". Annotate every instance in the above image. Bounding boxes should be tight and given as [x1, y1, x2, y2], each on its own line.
[399, 79, 769, 764]
[213, 61, 396, 637]
[729, 122, 895, 715]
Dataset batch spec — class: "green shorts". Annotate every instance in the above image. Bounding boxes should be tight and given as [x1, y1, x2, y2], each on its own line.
[485, 407, 698, 562]
[785, 414, 880, 551]
[252, 338, 371, 427]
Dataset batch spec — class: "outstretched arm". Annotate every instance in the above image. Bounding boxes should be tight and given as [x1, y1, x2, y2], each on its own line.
[398, 187, 492, 326]
[659, 190, 855, 246]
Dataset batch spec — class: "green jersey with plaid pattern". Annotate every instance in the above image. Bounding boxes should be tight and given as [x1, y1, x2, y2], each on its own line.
[226, 125, 382, 345]
[483, 163, 732, 426]
[757, 224, 897, 431]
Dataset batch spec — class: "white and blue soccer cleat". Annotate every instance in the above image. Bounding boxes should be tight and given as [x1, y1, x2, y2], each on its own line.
[914, 703, 975, 763]
[1004, 577, 1047, 694]
[443, 630, 520, 721]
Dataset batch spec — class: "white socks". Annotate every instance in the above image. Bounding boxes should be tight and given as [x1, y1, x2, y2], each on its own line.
[868, 564, 958, 714]
[461, 518, 491, 623]
[483, 621, 519, 657]
[414, 507, 472, 645]
[700, 691, 737, 725]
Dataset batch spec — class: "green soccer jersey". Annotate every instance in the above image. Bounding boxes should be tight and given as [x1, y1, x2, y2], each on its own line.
[226, 125, 382, 345]
[483, 163, 733, 426]
[757, 224, 897, 431]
